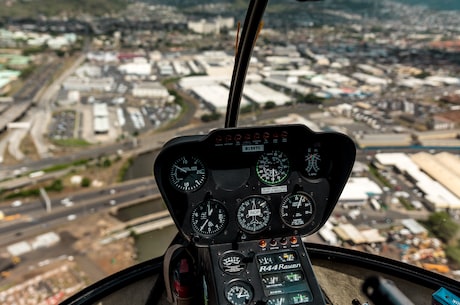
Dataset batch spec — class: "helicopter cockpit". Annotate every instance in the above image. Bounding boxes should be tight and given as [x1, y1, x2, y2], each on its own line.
[60, 1, 460, 305]
[154, 123, 355, 305]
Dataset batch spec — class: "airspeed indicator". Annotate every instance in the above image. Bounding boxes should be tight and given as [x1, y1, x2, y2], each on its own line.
[169, 156, 206, 192]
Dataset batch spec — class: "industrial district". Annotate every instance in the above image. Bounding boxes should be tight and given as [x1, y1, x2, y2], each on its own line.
[0, 0, 460, 304]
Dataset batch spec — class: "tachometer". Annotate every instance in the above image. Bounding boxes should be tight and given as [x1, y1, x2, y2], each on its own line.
[191, 199, 227, 237]
[256, 150, 290, 185]
[237, 196, 271, 233]
[169, 156, 206, 192]
[280, 192, 315, 228]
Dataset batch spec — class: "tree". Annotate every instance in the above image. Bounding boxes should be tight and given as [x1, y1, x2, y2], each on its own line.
[297, 93, 324, 105]
[425, 211, 459, 243]
[201, 112, 221, 122]
[264, 101, 276, 110]
[46, 179, 63, 192]
[81, 177, 91, 188]
[102, 158, 112, 167]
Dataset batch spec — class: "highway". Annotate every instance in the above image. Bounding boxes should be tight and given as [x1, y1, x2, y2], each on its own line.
[0, 177, 158, 247]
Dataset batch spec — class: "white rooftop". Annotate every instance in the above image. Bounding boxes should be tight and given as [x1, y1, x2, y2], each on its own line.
[401, 219, 428, 236]
[375, 152, 460, 210]
[339, 177, 382, 202]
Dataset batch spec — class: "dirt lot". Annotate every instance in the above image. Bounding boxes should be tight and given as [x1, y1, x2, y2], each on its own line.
[64, 211, 137, 278]
[0, 210, 137, 291]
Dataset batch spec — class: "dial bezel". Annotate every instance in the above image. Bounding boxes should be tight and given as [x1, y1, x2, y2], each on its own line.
[191, 199, 228, 237]
[169, 155, 207, 192]
[236, 196, 272, 233]
[225, 281, 254, 305]
[256, 150, 290, 185]
[280, 192, 315, 228]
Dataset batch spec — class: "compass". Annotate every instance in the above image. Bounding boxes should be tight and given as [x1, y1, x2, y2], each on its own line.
[256, 150, 290, 185]
[237, 196, 272, 233]
[169, 156, 206, 192]
[225, 281, 253, 305]
[280, 192, 315, 228]
[191, 199, 227, 237]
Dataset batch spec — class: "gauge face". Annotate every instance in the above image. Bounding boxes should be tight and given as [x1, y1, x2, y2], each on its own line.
[237, 196, 271, 233]
[304, 147, 322, 178]
[225, 281, 253, 305]
[256, 150, 290, 185]
[169, 156, 206, 192]
[191, 199, 227, 237]
[280, 192, 315, 228]
[219, 251, 246, 274]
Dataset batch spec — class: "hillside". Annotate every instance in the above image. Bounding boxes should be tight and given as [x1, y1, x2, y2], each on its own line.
[0, 0, 128, 18]
[396, 0, 460, 11]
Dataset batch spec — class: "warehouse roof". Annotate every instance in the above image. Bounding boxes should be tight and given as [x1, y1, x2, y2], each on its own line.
[243, 82, 291, 106]
[355, 133, 412, 148]
[334, 224, 366, 244]
[412, 152, 460, 202]
[401, 219, 428, 236]
[339, 177, 382, 202]
[376, 152, 460, 210]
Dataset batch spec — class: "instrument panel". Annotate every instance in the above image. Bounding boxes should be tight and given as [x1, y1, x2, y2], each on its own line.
[154, 124, 355, 246]
[208, 238, 323, 305]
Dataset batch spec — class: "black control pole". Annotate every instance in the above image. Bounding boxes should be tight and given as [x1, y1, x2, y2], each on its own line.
[225, 0, 268, 128]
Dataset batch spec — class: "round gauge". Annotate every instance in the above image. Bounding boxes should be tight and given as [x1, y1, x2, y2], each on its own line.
[280, 192, 315, 228]
[256, 150, 290, 185]
[169, 156, 206, 192]
[191, 199, 227, 237]
[225, 281, 253, 305]
[237, 196, 271, 233]
[219, 251, 246, 274]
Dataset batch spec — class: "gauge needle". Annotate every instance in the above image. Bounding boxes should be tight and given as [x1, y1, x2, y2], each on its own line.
[174, 165, 187, 173]
[200, 219, 209, 231]
[237, 289, 248, 298]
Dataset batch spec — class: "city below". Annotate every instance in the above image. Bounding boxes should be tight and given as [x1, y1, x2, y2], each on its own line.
[0, 0, 459, 304]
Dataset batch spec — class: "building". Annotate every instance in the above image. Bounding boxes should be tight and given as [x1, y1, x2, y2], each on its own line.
[243, 83, 291, 106]
[93, 103, 109, 134]
[194, 51, 234, 77]
[188, 17, 234, 35]
[118, 57, 151, 76]
[375, 152, 460, 211]
[401, 219, 428, 237]
[431, 111, 460, 130]
[411, 152, 460, 201]
[132, 82, 169, 99]
[339, 177, 382, 207]
[415, 129, 460, 146]
[62, 76, 114, 92]
[354, 133, 413, 148]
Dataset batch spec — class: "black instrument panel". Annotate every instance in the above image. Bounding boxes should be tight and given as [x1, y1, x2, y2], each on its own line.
[154, 124, 355, 246]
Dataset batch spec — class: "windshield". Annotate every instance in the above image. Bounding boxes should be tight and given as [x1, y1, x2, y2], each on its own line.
[0, 0, 459, 303]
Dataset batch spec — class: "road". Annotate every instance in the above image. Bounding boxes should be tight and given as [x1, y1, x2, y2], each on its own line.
[0, 177, 157, 247]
